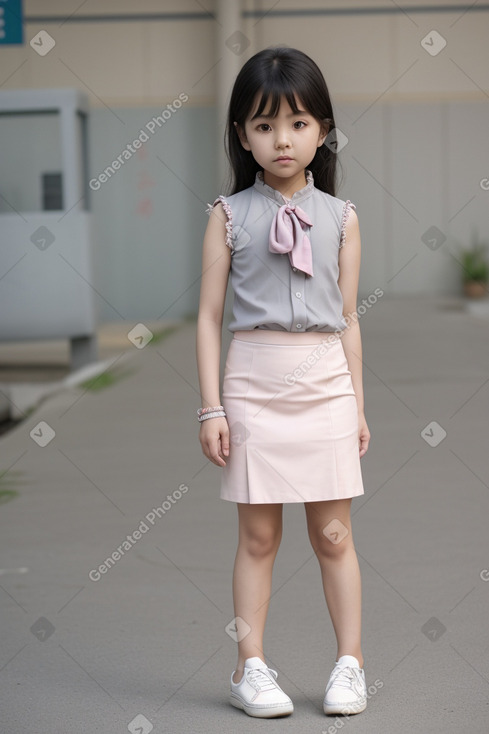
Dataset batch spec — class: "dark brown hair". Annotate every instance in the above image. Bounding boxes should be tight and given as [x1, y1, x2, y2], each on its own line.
[225, 46, 341, 196]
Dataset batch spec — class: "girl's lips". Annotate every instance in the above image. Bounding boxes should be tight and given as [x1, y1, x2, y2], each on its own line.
[275, 157, 293, 162]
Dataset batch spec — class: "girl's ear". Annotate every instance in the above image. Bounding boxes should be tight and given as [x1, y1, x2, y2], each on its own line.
[234, 121, 251, 151]
[317, 120, 331, 147]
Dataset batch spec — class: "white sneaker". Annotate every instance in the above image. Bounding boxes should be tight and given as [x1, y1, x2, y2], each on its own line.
[323, 655, 367, 715]
[230, 656, 294, 717]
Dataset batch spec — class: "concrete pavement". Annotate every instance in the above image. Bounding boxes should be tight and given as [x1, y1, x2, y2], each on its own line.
[1, 295, 489, 733]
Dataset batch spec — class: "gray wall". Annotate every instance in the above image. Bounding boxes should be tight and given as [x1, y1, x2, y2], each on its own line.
[334, 99, 489, 299]
[87, 106, 217, 323]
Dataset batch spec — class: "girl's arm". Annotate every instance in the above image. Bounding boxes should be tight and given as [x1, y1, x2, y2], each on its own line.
[338, 208, 370, 457]
[196, 203, 232, 466]
[338, 208, 364, 415]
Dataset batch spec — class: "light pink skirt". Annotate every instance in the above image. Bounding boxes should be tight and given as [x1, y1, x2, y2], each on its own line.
[220, 329, 365, 504]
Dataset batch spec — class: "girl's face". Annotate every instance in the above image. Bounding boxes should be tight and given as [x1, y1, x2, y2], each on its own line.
[235, 93, 327, 183]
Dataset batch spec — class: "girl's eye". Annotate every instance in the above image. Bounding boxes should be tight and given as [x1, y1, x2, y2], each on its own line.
[257, 123, 271, 132]
[293, 121, 307, 129]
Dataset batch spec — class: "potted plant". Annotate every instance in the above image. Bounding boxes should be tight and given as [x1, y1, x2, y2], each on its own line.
[460, 232, 488, 299]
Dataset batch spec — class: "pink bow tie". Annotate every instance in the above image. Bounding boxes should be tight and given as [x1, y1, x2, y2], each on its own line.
[269, 203, 314, 277]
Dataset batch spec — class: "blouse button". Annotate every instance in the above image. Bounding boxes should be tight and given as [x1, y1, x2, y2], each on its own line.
[296, 323, 302, 329]
[295, 291, 302, 298]
[292, 267, 297, 272]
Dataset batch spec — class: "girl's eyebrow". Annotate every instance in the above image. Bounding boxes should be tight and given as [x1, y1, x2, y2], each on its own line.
[251, 109, 309, 120]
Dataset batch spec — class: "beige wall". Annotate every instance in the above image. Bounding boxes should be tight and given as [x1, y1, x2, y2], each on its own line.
[1, 1, 488, 107]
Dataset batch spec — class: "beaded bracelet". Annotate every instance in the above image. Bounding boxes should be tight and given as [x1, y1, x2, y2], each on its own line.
[197, 405, 227, 423]
[198, 410, 226, 422]
[197, 405, 224, 416]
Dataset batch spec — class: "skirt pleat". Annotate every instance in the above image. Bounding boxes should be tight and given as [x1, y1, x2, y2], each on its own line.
[220, 330, 365, 504]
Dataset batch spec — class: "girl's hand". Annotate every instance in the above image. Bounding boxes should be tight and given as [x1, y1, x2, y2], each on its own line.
[199, 417, 230, 467]
[358, 412, 370, 458]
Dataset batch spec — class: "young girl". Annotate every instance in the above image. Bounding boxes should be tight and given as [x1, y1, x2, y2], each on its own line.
[196, 46, 370, 719]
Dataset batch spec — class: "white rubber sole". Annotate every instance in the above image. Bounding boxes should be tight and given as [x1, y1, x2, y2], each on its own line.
[323, 697, 367, 715]
[230, 693, 294, 718]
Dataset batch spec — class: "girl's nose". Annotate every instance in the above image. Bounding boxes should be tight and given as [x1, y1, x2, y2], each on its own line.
[275, 135, 291, 149]
[274, 128, 291, 148]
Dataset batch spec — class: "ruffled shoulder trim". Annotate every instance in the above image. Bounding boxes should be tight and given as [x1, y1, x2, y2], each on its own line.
[206, 196, 233, 251]
[339, 200, 356, 249]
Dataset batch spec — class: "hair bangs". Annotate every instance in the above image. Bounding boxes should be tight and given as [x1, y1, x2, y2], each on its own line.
[250, 77, 304, 120]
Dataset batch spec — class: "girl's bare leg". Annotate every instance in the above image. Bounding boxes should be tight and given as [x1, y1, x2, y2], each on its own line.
[304, 498, 363, 667]
[231, 502, 283, 684]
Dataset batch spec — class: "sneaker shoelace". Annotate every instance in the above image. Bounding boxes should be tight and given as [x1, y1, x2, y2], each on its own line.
[246, 666, 278, 692]
[330, 666, 361, 690]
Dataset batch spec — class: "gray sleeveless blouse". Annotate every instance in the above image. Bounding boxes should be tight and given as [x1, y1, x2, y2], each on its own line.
[208, 169, 355, 334]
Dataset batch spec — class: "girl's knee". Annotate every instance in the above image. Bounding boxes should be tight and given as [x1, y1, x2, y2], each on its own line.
[305, 503, 353, 560]
[309, 529, 353, 560]
[240, 527, 282, 558]
[237, 504, 283, 558]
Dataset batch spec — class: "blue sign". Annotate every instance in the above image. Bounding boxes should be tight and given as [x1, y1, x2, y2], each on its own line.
[0, 0, 23, 45]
